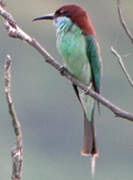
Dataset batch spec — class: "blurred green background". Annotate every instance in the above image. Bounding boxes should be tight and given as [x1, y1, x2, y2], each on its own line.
[0, 0, 133, 179]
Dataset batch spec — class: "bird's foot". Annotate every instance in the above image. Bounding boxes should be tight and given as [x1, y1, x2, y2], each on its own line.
[85, 82, 92, 95]
[59, 65, 66, 76]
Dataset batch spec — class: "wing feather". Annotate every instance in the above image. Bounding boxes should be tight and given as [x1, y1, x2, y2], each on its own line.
[85, 35, 102, 93]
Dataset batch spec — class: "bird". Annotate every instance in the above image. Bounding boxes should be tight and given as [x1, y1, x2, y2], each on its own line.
[33, 4, 103, 174]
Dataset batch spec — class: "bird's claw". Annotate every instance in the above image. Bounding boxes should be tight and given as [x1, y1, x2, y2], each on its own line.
[59, 66, 66, 76]
[85, 82, 92, 95]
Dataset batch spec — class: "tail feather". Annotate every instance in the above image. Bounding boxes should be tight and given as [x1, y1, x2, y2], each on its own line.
[81, 110, 98, 176]
[81, 110, 98, 156]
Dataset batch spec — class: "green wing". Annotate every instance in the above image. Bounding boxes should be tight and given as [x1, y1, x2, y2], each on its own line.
[85, 35, 102, 93]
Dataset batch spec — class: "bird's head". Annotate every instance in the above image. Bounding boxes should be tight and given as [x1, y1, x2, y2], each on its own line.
[33, 4, 96, 36]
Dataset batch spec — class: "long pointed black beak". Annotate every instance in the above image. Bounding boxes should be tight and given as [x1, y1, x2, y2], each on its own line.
[32, 13, 54, 22]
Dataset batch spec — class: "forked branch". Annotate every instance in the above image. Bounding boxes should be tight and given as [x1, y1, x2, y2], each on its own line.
[111, 46, 133, 88]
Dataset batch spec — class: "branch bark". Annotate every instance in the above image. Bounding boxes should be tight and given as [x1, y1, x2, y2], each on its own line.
[4, 55, 23, 180]
[1, 1, 133, 126]
[117, 0, 133, 44]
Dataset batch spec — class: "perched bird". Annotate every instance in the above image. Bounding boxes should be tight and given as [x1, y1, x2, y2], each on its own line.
[33, 4, 102, 174]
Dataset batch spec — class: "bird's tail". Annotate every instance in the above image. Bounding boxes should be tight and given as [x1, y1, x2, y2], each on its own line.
[81, 110, 98, 176]
[81, 109, 98, 156]
[80, 94, 98, 176]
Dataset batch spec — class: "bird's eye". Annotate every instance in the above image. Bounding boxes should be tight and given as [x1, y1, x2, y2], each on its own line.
[59, 10, 71, 17]
[60, 10, 65, 14]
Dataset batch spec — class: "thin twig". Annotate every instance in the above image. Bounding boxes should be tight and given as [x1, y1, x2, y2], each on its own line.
[1, 2, 133, 121]
[4, 55, 23, 180]
[111, 46, 133, 88]
[117, 0, 133, 44]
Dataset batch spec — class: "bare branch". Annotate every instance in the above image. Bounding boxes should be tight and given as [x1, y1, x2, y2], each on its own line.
[1, 2, 133, 122]
[117, 0, 133, 44]
[0, 1, 16, 28]
[111, 46, 133, 88]
[4, 55, 23, 180]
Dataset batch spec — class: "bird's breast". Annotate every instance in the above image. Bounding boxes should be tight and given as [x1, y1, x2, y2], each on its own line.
[56, 30, 91, 84]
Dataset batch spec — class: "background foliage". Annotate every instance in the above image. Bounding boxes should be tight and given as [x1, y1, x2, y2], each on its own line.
[0, 0, 133, 179]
